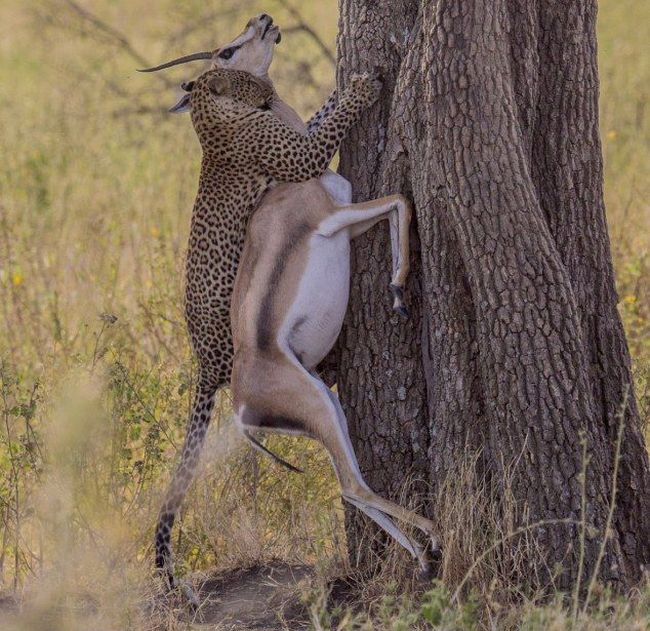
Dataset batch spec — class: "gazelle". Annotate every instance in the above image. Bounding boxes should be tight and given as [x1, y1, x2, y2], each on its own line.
[229, 163, 440, 578]
[140, 14, 438, 597]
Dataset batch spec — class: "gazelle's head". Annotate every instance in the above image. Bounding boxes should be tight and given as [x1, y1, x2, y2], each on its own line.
[212, 13, 281, 75]
[138, 14, 281, 78]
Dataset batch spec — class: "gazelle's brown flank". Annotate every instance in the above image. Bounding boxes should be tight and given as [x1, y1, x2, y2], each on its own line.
[231, 184, 440, 576]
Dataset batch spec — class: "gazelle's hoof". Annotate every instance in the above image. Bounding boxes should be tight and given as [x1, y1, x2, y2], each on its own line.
[180, 581, 200, 611]
[394, 304, 410, 319]
[417, 539, 442, 582]
[389, 284, 409, 319]
[389, 283, 404, 302]
[418, 563, 436, 582]
[429, 538, 442, 564]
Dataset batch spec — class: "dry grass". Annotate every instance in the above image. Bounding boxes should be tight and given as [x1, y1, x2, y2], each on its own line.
[0, 0, 648, 629]
[302, 456, 650, 630]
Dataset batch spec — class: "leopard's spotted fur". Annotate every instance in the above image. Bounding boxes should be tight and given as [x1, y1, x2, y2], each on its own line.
[306, 89, 338, 133]
[155, 68, 380, 590]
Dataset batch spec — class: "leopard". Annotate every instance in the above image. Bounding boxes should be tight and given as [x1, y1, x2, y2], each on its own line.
[154, 66, 381, 596]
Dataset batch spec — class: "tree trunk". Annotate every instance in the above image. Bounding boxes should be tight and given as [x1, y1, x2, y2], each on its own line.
[336, 0, 650, 591]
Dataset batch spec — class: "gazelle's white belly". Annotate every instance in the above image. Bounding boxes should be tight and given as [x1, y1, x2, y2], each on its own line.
[281, 232, 350, 369]
[319, 170, 352, 206]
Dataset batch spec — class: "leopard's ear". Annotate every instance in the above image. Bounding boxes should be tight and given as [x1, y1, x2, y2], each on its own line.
[208, 75, 231, 96]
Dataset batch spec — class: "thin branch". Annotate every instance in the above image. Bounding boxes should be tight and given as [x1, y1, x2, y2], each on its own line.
[165, 4, 255, 47]
[277, 0, 336, 66]
[110, 105, 170, 119]
[62, 0, 148, 68]
[59, 0, 174, 87]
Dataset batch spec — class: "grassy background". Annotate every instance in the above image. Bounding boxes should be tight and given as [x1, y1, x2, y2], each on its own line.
[0, 0, 647, 628]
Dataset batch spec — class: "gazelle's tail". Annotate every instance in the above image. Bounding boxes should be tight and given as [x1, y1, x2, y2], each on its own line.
[242, 429, 303, 473]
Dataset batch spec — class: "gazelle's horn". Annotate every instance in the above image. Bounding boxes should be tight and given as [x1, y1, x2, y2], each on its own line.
[137, 51, 214, 73]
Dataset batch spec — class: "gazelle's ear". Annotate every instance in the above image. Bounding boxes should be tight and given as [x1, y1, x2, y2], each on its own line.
[168, 80, 195, 114]
[208, 75, 231, 96]
[169, 93, 191, 114]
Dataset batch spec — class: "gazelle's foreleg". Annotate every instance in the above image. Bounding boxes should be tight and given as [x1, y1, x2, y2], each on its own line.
[317, 194, 412, 316]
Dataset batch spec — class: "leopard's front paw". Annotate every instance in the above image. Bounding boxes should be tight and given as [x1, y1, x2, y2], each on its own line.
[349, 72, 382, 107]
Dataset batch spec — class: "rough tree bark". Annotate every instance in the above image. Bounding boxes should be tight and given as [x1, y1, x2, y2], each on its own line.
[335, 0, 650, 590]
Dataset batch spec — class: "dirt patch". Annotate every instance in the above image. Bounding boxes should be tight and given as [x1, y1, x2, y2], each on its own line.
[0, 562, 316, 630]
[192, 561, 313, 630]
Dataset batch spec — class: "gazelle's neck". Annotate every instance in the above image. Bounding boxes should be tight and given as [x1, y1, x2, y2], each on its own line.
[270, 89, 307, 134]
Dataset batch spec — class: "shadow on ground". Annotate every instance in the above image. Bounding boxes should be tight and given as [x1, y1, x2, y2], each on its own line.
[192, 561, 313, 630]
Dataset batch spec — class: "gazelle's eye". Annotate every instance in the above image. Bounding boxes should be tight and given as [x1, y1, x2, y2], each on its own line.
[218, 47, 236, 60]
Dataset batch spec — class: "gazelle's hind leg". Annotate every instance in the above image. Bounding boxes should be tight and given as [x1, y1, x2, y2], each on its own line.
[319, 388, 432, 570]
[235, 358, 438, 575]
[317, 194, 412, 317]
[346, 500, 431, 573]
[320, 385, 440, 571]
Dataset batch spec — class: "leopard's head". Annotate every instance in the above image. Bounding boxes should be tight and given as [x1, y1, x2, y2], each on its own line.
[183, 69, 274, 151]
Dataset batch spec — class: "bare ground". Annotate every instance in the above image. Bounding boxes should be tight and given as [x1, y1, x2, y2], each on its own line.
[174, 561, 314, 630]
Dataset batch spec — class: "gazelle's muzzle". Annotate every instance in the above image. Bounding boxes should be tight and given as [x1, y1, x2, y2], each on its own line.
[258, 14, 281, 43]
